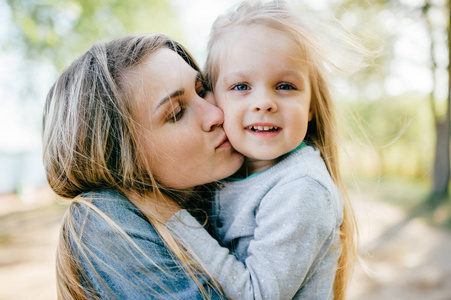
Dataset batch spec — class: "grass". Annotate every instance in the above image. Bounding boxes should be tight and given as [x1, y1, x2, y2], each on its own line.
[346, 176, 451, 230]
[347, 176, 429, 206]
[0, 234, 11, 245]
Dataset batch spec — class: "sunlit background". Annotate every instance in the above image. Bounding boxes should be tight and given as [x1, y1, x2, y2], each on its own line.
[0, 0, 450, 299]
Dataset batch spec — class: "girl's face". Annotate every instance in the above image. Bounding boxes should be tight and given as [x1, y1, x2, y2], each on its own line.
[133, 48, 243, 189]
[214, 24, 313, 168]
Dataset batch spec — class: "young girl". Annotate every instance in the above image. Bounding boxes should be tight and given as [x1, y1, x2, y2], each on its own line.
[167, 1, 358, 299]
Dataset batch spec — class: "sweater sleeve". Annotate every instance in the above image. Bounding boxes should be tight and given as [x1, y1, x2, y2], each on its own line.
[167, 178, 339, 300]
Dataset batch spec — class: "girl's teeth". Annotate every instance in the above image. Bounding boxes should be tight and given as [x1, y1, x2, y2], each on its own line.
[249, 126, 278, 131]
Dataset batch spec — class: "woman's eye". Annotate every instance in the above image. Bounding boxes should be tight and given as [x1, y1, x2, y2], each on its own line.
[196, 75, 210, 98]
[198, 83, 211, 98]
[167, 104, 185, 123]
[197, 87, 207, 98]
[231, 83, 249, 91]
[276, 83, 296, 90]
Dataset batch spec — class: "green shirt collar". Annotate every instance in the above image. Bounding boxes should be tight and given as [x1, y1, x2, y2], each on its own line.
[226, 141, 308, 181]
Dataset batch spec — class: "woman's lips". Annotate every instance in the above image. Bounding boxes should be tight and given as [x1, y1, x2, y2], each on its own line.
[216, 136, 231, 149]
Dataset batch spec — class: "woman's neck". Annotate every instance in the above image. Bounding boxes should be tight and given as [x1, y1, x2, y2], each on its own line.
[234, 157, 281, 178]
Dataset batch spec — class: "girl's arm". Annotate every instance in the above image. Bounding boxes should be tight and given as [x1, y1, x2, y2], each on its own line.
[167, 178, 340, 300]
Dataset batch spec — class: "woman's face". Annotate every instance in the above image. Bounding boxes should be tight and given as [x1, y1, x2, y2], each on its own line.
[132, 48, 243, 189]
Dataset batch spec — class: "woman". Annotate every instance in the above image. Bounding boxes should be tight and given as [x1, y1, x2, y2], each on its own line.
[43, 33, 243, 299]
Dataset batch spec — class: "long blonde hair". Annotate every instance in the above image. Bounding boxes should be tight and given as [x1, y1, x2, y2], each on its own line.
[205, 1, 359, 299]
[43, 33, 223, 299]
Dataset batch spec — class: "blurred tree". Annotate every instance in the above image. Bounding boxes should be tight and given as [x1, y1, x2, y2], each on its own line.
[339, 94, 433, 179]
[335, 0, 451, 203]
[422, 0, 451, 203]
[333, 0, 393, 101]
[4, 0, 182, 70]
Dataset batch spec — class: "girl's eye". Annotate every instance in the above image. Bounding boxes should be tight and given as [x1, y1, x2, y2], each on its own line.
[276, 83, 296, 90]
[167, 103, 185, 123]
[231, 83, 250, 91]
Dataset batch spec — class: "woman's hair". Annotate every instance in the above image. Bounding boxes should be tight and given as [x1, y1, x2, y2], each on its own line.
[43, 33, 222, 299]
[205, 1, 360, 299]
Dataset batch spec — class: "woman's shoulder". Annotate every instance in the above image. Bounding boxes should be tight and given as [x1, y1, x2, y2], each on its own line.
[80, 188, 131, 204]
[77, 189, 143, 220]
[71, 189, 163, 245]
[79, 189, 139, 214]
[64, 190, 220, 299]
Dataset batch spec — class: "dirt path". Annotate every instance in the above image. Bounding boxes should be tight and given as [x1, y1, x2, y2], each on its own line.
[0, 187, 450, 299]
[348, 191, 451, 300]
[0, 188, 64, 300]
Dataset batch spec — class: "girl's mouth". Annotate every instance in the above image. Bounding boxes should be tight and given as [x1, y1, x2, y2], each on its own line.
[247, 125, 280, 133]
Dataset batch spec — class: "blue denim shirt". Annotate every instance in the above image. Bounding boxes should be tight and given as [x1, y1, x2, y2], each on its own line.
[69, 189, 224, 299]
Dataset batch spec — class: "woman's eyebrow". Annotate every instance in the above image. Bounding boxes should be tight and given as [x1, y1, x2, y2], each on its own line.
[153, 89, 185, 114]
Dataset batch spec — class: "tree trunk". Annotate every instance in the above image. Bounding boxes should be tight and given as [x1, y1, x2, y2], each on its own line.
[431, 120, 450, 201]
[428, 1, 451, 203]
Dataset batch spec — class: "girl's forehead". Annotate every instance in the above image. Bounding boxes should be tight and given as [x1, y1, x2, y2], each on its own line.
[222, 24, 304, 53]
[218, 24, 309, 65]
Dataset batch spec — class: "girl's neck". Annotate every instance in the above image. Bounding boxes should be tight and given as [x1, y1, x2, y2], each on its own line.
[234, 157, 281, 178]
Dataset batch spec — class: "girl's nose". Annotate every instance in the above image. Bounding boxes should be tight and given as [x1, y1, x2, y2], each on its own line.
[252, 94, 278, 113]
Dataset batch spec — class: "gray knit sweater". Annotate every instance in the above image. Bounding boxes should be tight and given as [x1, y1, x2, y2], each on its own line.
[167, 145, 343, 300]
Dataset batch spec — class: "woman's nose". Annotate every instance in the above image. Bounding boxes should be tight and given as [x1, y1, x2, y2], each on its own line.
[201, 99, 224, 132]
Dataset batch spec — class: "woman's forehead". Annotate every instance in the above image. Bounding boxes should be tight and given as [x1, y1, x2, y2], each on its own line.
[128, 49, 194, 94]
[126, 48, 198, 119]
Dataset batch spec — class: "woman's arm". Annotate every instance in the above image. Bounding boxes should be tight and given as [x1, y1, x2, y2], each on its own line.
[167, 178, 340, 300]
[66, 190, 224, 299]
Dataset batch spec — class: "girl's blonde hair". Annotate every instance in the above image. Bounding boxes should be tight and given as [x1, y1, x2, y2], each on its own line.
[205, 1, 359, 299]
[43, 33, 222, 299]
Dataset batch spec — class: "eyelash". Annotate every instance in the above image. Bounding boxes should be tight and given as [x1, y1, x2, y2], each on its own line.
[167, 76, 209, 123]
[167, 102, 186, 123]
[276, 83, 296, 90]
[197, 84, 207, 98]
[230, 82, 297, 91]
[196, 75, 210, 98]
[231, 83, 250, 91]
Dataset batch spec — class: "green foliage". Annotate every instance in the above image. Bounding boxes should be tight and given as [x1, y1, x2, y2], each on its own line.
[333, 0, 394, 97]
[5, 0, 182, 69]
[339, 94, 435, 180]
